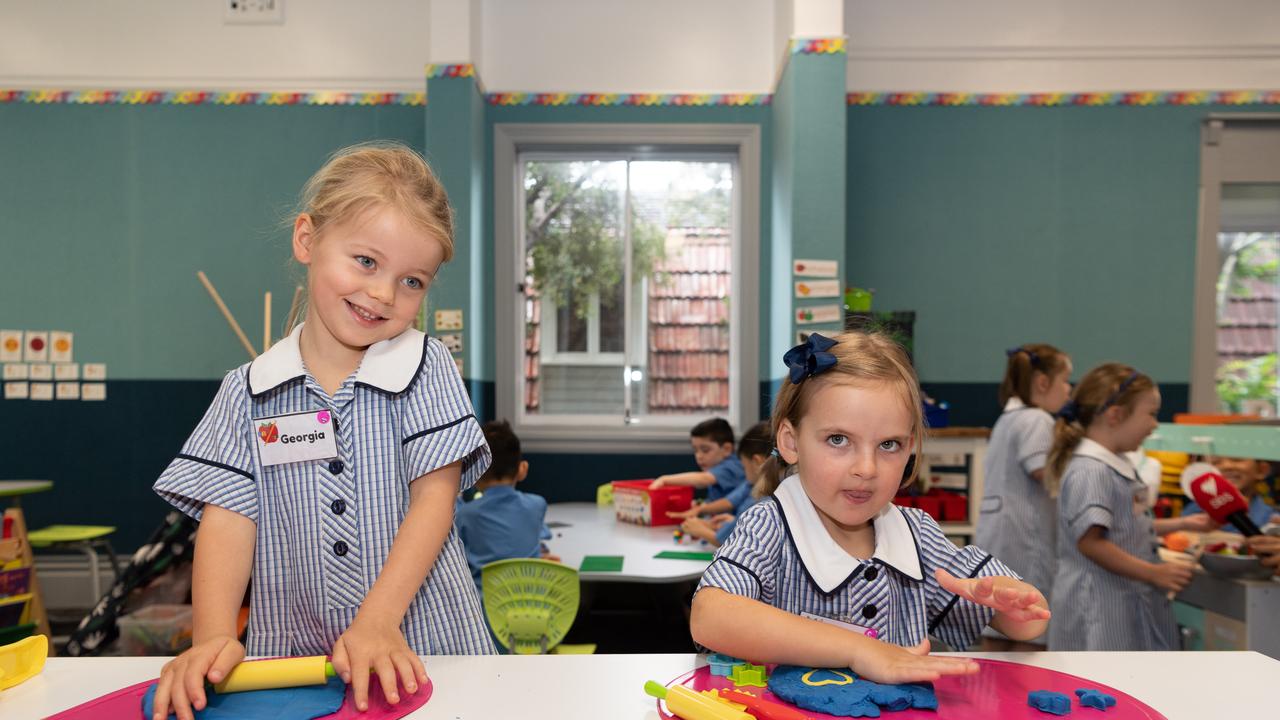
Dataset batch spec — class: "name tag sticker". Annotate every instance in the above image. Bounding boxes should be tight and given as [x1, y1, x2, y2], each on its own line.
[255, 409, 338, 466]
[801, 611, 879, 639]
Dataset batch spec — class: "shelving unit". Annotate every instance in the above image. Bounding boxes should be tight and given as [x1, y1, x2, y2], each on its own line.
[918, 428, 989, 542]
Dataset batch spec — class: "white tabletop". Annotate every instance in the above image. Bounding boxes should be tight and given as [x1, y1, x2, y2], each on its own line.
[10, 652, 1279, 719]
[545, 503, 712, 583]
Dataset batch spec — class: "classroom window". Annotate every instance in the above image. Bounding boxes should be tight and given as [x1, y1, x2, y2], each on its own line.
[495, 125, 760, 451]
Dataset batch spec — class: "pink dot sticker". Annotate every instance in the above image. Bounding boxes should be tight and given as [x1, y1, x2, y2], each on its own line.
[316, 410, 331, 424]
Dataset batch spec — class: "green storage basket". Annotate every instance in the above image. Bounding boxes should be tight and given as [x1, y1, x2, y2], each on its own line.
[480, 558, 580, 654]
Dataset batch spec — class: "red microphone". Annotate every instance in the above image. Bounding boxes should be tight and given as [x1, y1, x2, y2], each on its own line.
[1180, 463, 1262, 536]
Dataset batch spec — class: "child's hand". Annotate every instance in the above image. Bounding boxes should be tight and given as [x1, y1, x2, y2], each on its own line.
[1247, 535, 1280, 575]
[541, 551, 562, 563]
[331, 615, 428, 712]
[151, 635, 244, 720]
[1180, 513, 1219, 533]
[681, 517, 717, 544]
[666, 506, 699, 520]
[934, 569, 1051, 623]
[850, 637, 979, 685]
[1145, 561, 1194, 593]
[649, 477, 668, 490]
[709, 513, 735, 528]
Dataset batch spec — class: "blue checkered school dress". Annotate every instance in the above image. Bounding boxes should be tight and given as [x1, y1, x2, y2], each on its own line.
[155, 325, 495, 656]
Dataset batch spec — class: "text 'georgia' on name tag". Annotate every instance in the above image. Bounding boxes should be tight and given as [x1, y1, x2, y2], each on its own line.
[254, 409, 338, 466]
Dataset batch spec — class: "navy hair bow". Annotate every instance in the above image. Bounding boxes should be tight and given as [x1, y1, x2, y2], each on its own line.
[784, 333, 838, 384]
[1006, 346, 1040, 367]
[1057, 400, 1080, 422]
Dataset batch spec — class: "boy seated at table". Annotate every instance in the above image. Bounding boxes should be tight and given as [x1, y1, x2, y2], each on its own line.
[1181, 455, 1279, 533]
[456, 420, 556, 594]
[649, 417, 746, 503]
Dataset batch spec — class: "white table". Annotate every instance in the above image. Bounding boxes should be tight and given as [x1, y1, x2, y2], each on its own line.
[10, 652, 1279, 719]
[545, 503, 712, 583]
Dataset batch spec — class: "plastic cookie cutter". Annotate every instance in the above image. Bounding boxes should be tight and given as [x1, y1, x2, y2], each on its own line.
[720, 688, 817, 720]
[728, 662, 768, 687]
[645, 680, 754, 720]
[707, 653, 742, 677]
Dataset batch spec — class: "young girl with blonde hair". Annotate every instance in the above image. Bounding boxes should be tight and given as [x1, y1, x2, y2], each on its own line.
[691, 331, 1049, 683]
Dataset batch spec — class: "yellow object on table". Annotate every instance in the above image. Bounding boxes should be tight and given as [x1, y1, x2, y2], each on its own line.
[0, 634, 48, 691]
[213, 655, 336, 694]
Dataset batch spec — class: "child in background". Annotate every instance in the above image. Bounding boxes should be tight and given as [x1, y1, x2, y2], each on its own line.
[1181, 455, 1279, 532]
[671, 421, 772, 547]
[456, 420, 556, 592]
[1046, 364, 1190, 651]
[692, 332, 1049, 684]
[650, 417, 746, 502]
[152, 143, 493, 720]
[974, 343, 1071, 651]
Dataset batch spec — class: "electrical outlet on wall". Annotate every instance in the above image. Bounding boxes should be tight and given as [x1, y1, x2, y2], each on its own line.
[225, 0, 284, 25]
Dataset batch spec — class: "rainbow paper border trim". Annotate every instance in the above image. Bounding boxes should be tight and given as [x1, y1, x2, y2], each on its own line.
[486, 92, 770, 107]
[791, 38, 846, 55]
[847, 90, 1280, 107]
[0, 89, 425, 106]
[425, 64, 476, 79]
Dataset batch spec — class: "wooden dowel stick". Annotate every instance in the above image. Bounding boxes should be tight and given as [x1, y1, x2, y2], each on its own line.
[197, 271, 257, 359]
[263, 291, 272, 353]
[285, 285, 304, 335]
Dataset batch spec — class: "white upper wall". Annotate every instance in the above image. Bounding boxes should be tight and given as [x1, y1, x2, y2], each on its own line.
[845, 0, 1280, 93]
[0, 0, 1276, 94]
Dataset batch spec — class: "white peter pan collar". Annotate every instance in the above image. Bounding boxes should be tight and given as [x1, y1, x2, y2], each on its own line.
[1073, 437, 1139, 482]
[774, 475, 924, 593]
[248, 322, 428, 397]
[1003, 396, 1028, 412]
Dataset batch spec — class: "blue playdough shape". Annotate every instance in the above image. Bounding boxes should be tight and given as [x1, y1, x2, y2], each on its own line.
[141, 676, 346, 720]
[1028, 690, 1072, 716]
[1076, 688, 1117, 711]
[767, 666, 938, 718]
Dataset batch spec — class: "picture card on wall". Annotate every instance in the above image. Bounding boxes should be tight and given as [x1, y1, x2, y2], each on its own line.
[797, 326, 843, 345]
[0, 331, 21, 362]
[54, 363, 79, 381]
[439, 333, 463, 353]
[793, 259, 838, 278]
[82, 363, 107, 381]
[24, 331, 48, 362]
[2, 364, 29, 381]
[28, 363, 53, 381]
[81, 383, 107, 401]
[56, 382, 80, 400]
[795, 304, 842, 325]
[794, 279, 841, 299]
[435, 309, 464, 331]
[454, 357, 465, 376]
[29, 382, 53, 401]
[4, 382, 28, 400]
[50, 331, 73, 363]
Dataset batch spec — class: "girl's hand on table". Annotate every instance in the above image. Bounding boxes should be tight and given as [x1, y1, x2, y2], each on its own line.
[331, 615, 427, 711]
[152, 635, 244, 720]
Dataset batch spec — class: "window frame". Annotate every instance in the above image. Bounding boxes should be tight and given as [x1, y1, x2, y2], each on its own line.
[494, 124, 761, 453]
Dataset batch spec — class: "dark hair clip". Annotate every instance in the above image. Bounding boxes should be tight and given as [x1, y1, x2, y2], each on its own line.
[1006, 346, 1040, 367]
[1057, 400, 1080, 422]
[784, 333, 838, 384]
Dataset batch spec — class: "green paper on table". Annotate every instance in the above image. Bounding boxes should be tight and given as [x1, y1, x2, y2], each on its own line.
[579, 555, 624, 572]
[654, 550, 715, 561]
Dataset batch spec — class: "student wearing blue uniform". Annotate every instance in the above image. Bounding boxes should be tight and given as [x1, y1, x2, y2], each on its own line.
[151, 143, 493, 720]
[974, 343, 1072, 650]
[692, 331, 1050, 684]
[1046, 364, 1192, 651]
[1181, 455, 1278, 533]
[669, 421, 772, 547]
[456, 420, 555, 591]
[650, 417, 746, 502]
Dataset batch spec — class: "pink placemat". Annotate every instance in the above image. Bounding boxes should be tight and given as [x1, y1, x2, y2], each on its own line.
[46, 666, 433, 720]
[657, 661, 1166, 720]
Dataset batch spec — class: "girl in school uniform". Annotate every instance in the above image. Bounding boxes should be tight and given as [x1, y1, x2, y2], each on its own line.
[151, 143, 493, 720]
[674, 421, 772, 547]
[1045, 364, 1192, 651]
[691, 331, 1050, 683]
[974, 343, 1072, 650]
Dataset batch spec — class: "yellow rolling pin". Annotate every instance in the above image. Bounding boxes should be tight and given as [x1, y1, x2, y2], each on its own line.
[644, 680, 754, 720]
[213, 656, 337, 694]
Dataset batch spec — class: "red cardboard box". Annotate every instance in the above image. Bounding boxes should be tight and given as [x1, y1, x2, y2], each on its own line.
[612, 480, 693, 526]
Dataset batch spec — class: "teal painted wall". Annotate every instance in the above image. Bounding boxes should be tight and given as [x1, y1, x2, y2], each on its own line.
[846, 104, 1273, 386]
[0, 103, 425, 379]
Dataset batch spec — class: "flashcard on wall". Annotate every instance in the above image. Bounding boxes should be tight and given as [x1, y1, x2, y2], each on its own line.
[29, 382, 53, 400]
[439, 333, 463, 353]
[82, 363, 107, 381]
[4, 382, 28, 400]
[794, 279, 841, 299]
[793, 259, 838, 278]
[24, 331, 48, 362]
[28, 363, 53, 381]
[797, 327, 843, 345]
[2, 364, 29, 380]
[56, 382, 80, 400]
[795, 304, 842, 325]
[81, 382, 107, 401]
[50, 331, 73, 362]
[0, 331, 21, 362]
[54, 363, 79, 381]
[434, 309, 464, 331]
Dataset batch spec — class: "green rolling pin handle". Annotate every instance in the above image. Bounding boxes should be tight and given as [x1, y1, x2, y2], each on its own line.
[644, 680, 669, 700]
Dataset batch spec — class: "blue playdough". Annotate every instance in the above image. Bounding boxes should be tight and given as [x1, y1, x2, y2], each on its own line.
[1076, 688, 1117, 711]
[1028, 690, 1072, 716]
[766, 665, 938, 718]
[141, 676, 346, 720]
